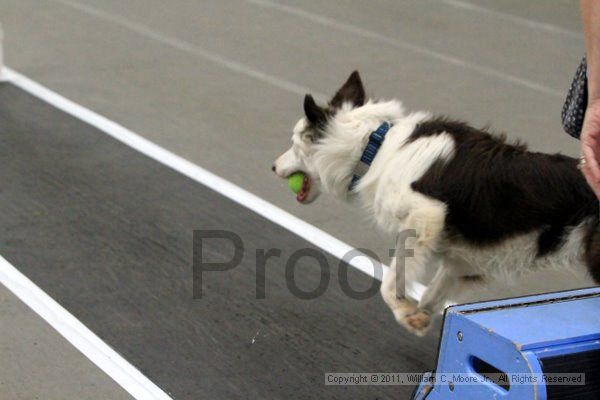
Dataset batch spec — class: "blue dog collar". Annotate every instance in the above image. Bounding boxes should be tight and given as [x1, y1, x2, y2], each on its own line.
[348, 121, 392, 191]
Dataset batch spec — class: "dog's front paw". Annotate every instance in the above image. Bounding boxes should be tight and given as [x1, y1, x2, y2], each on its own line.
[403, 310, 431, 337]
[389, 299, 432, 336]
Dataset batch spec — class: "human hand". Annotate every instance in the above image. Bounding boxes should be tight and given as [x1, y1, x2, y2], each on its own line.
[580, 99, 600, 198]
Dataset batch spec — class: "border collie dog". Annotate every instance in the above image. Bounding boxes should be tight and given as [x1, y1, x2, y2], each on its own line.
[272, 71, 599, 336]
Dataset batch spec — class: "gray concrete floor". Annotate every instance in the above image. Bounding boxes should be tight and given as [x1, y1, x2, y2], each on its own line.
[0, 0, 593, 397]
[0, 285, 133, 400]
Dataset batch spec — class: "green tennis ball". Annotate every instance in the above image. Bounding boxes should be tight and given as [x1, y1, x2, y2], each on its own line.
[288, 172, 305, 194]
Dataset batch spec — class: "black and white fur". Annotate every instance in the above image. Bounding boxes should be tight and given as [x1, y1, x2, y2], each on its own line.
[273, 71, 600, 336]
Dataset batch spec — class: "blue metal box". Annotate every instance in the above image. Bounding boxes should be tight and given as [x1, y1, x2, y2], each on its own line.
[413, 287, 600, 399]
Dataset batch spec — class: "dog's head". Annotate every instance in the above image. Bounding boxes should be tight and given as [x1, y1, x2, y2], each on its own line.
[272, 71, 366, 204]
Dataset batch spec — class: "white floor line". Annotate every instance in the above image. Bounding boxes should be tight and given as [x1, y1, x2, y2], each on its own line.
[5, 67, 428, 300]
[0, 255, 174, 400]
[244, 0, 564, 98]
[46, 0, 327, 102]
[441, 0, 582, 39]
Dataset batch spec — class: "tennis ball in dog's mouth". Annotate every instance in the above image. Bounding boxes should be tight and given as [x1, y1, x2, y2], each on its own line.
[288, 172, 305, 194]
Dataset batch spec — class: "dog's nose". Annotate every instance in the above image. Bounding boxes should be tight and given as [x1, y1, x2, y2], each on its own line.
[271, 164, 276, 173]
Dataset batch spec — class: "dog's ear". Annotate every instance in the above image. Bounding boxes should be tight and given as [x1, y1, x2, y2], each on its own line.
[330, 71, 365, 109]
[304, 94, 327, 126]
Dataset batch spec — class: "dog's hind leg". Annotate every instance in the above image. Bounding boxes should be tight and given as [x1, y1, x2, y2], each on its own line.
[417, 265, 459, 315]
[419, 251, 490, 314]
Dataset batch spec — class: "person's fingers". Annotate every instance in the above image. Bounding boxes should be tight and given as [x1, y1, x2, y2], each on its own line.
[582, 141, 600, 185]
[581, 161, 600, 198]
[580, 102, 600, 195]
[581, 163, 596, 193]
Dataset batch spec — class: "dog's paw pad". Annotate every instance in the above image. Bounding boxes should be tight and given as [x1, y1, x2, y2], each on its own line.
[391, 299, 419, 321]
[404, 310, 431, 337]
